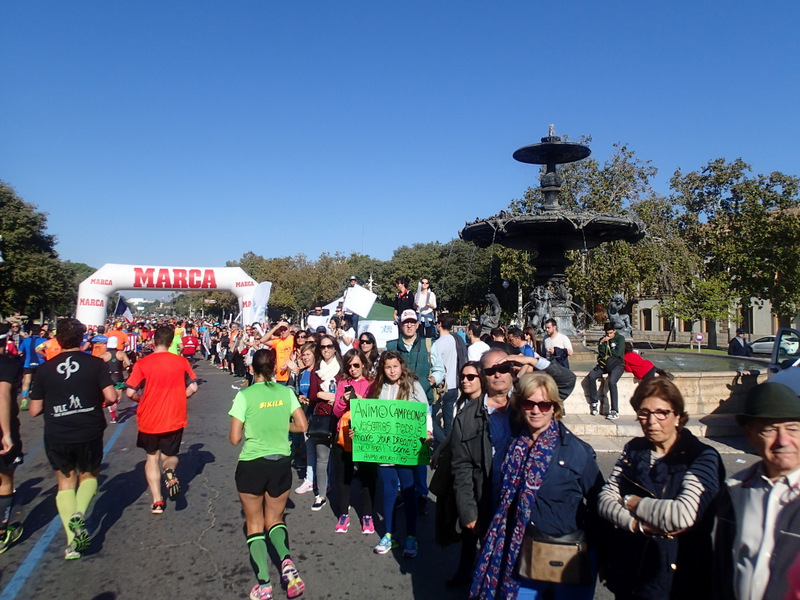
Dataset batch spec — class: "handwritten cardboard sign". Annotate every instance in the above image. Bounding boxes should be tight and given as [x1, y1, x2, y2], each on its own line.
[351, 398, 430, 466]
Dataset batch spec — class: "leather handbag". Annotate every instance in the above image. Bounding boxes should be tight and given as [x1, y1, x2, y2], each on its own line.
[516, 527, 592, 586]
[307, 412, 336, 444]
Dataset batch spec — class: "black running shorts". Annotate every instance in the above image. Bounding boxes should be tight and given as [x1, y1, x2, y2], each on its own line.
[235, 456, 292, 497]
[136, 428, 183, 456]
[45, 437, 104, 475]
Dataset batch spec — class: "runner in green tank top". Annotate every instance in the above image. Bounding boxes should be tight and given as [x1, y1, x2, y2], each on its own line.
[229, 348, 308, 600]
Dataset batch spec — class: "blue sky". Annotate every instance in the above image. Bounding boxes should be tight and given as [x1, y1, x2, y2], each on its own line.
[3, 1, 798, 272]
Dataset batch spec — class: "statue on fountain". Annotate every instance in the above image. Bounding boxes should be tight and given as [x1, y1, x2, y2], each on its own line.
[607, 293, 632, 337]
[479, 292, 501, 335]
[526, 287, 552, 335]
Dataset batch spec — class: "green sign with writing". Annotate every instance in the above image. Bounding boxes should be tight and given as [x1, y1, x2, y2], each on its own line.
[351, 398, 430, 466]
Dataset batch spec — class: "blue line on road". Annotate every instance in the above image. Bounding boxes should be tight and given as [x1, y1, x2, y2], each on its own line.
[0, 421, 129, 600]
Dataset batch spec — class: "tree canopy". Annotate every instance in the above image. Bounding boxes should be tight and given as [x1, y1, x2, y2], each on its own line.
[0, 181, 81, 319]
[4, 145, 800, 328]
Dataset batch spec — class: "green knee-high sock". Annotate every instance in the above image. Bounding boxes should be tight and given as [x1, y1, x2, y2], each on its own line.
[267, 523, 290, 562]
[246, 533, 270, 585]
[55, 490, 78, 543]
[75, 478, 98, 515]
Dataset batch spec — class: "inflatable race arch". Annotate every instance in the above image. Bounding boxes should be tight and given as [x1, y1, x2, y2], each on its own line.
[75, 263, 258, 327]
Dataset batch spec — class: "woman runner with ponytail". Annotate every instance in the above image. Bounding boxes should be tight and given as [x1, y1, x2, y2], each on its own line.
[229, 348, 309, 600]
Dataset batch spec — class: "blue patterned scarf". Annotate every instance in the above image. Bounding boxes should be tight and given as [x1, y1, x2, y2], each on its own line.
[469, 419, 560, 600]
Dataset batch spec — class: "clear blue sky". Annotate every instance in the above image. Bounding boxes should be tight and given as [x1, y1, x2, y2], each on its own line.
[3, 1, 798, 271]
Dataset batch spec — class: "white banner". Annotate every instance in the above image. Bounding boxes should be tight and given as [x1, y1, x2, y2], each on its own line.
[342, 284, 377, 319]
[75, 263, 259, 327]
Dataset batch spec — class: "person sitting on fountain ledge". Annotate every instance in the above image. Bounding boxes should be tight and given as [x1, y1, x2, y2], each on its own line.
[588, 323, 626, 419]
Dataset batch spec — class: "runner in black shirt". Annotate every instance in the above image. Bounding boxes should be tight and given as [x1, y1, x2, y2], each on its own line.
[29, 318, 116, 560]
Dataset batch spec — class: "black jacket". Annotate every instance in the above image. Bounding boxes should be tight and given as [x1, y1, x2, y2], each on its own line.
[602, 430, 725, 599]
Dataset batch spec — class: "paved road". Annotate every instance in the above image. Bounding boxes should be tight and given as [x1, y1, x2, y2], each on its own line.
[0, 360, 759, 600]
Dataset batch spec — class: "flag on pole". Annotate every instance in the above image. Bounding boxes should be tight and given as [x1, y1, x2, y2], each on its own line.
[114, 296, 135, 323]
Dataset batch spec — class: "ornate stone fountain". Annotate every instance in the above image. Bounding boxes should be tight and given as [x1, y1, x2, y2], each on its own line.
[460, 126, 645, 336]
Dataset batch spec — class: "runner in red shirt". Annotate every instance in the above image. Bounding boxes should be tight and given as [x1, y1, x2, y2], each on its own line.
[180, 324, 201, 364]
[126, 325, 198, 515]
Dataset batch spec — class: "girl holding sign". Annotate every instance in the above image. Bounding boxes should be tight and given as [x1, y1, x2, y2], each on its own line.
[330, 348, 377, 535]
[371, 350, 433, 559]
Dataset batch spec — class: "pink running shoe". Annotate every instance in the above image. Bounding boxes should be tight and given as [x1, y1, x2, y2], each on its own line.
[249, 583, 273, 600]
[294, 480, 313, 495]
[334, 514, 350, 533]
[361, 515, 375, 535]
[281, 558, 305, 598]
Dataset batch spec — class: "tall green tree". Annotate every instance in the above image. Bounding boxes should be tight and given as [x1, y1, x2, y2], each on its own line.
[671, 158, 800, 318]
[0, 182, 71, 318]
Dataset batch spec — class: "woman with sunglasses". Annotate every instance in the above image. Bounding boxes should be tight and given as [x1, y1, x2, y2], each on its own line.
[597, 377, 723, 600]
[305, 335, 343, 511]
[371, 350, 433, 558]
[357, 332, 379, 375]
[329, 348, 377, 535]
[471, 372, 604, 600]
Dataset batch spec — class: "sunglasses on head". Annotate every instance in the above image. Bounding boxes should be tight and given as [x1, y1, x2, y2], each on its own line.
[460, 373, 480, 382]
[484, 363, 512, 376]
[521, 399, 555, 412]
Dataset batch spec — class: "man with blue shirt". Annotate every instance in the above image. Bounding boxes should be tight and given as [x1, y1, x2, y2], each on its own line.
[507, 326, 535, 358]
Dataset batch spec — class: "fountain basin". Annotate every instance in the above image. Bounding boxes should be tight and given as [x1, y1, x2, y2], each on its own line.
[562, 351, 768, 436]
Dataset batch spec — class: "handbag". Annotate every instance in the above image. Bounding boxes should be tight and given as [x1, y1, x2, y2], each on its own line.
[307, 412, 336, 443]
[336, 411, 352, 451]
[517, 527, 592, 586]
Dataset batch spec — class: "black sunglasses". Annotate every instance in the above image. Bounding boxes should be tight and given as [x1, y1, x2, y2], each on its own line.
[521, 400, 554, 412]
[484, 363, 512, 376]
[359, 339, 373, 344]
[320, 344, 335, 349]
[460, 373, 480, 382]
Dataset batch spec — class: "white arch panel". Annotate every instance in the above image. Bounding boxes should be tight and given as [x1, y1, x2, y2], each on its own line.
[75, 263, 259, 327]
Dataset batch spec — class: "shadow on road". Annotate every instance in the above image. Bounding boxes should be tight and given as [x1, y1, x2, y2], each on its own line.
[86, 461, 148, 553]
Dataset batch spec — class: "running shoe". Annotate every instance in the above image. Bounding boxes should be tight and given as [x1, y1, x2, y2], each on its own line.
[373, 534, 395, 555]
[403, 535, 419, 558]
[606, 410, 620, 420]
[151, 501, 165, 514]
[590, 402, 599, 416]
[361, 515, 375, 535]
[294, 480, 314, 495]
[64, 545, 81, 560]
[68, 512, 91, 552]
[280, 558, 305, 598]
[249, 583, 273, 600]
[311, 496, 327, 511]
[334, 514, 350, 533]
[0, 524, 23, 554]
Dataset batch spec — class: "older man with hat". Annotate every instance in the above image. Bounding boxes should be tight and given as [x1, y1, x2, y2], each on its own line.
[714, 381, 800, 600]
[727, 327, 752, 357]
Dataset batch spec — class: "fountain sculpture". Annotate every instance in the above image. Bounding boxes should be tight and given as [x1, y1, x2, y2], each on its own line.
[460, 126, 645, 336]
